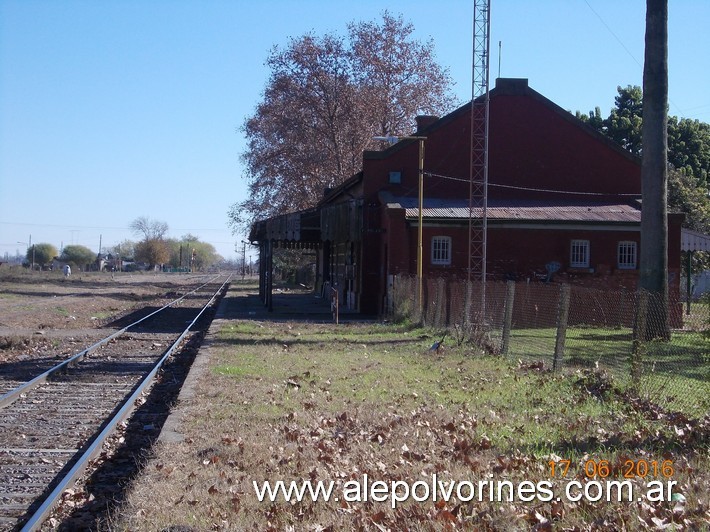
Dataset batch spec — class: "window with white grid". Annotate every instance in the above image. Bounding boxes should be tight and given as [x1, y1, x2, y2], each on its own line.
[431, 236, 452, 265]
[570, 239, 590, 268]
[617, 241, 637, 269]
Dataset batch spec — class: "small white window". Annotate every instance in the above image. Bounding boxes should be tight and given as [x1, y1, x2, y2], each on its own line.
[431, 236, 452, 265]
[570, 239, 590, 268]
[618, 241, 637, 269]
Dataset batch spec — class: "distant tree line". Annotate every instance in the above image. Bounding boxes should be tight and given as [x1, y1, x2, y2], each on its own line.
[21, 217, 224, 272]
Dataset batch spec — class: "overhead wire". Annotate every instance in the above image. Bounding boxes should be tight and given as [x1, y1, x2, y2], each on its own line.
[424, 171, 641, 197]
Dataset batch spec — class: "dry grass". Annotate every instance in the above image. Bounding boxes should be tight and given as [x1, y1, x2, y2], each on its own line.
[114, 291, 709, 531]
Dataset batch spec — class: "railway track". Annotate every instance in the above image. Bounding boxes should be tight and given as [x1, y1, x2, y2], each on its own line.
[0, 275, 231, 531]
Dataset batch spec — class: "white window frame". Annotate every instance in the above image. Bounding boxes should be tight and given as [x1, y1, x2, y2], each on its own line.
[617, 241, 637, 269]
[570, 239, 590, 268]
[431, 236, 452, 265]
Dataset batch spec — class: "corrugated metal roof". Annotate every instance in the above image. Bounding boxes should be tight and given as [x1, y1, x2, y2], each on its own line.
[389, 197, 642, 223]
[682, 228, 710, 251]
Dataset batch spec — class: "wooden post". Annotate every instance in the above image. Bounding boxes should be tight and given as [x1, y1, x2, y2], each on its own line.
[501, 280, 515, 356]
[331, 286, 339, 325]
[553, 284, 571, 372]
[434, 278, 445, 327]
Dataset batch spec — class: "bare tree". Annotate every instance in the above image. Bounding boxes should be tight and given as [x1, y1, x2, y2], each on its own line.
[229, 12, 457, 233]
[639, 0, 669, 339]
[130, 216, 169, 241]
[348, 12, 455, 138]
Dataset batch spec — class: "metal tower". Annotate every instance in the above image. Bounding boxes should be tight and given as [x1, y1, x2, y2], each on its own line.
[467, 0, 491, 314]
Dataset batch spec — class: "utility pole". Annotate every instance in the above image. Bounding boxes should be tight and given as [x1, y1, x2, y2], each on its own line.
[242, 241, 247, 280]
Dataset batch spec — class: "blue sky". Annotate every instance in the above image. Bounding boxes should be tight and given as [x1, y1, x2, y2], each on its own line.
[1, 0, 708, 262]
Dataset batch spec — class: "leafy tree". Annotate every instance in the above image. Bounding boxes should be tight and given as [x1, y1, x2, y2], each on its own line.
[167, 235, 221, 270]
[668, 170, 710, 234]
[111, 240, 136, 261]
[607, 85, 644, 155]
[130, 217, 170, 270]
[668, 169, 710, 275]
[134, 240, 170, 270]
[229, 11, 457, 233]
[60, 245, 96, 270]
[667, 116, 710, 187]
[639, 0, 669, 339]
[578, 86, 710, 189]
[25, 243, 57, 269]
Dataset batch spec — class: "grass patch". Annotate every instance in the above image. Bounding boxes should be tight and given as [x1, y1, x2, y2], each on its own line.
[506, 325, 709, 417]
[116, 306, 709, 531]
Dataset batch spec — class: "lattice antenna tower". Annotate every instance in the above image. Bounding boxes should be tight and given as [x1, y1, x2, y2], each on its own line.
[467, 0, 491, 294]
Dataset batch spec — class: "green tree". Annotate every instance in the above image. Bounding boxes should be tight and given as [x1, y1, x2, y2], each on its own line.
[130, 217, 170, 270]
[60, 245, 96, 270]
[168, 235, 221, 270]
[667, 116, 710, 187]
[607, 85, 644, 155]
[578, 86, 710, 189]
[111, 240, 136, 261]
[229, 11, 457, 233]
[639, 0, 669, 340]
[134, 240, 170, 270]
[669, 169, 710, 275]
[25, 243, 58, 269]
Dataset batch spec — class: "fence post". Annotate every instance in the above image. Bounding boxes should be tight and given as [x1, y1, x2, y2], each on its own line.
[463, 280, 473, 330]
[433, 278, 445, 327]
[331, 286, 339, 325]
[553, 284, 571, 371]
[631, 290, 649, 387]
[501, 280, 515, 356]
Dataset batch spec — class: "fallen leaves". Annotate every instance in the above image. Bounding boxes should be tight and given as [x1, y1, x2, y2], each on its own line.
[111, 319, 710, 531]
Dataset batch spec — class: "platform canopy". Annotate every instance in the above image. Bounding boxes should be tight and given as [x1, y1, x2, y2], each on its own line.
[682, 228, 710, 252]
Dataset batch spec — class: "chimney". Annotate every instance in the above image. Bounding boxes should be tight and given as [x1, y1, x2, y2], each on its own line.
[415, 115, 438, 134]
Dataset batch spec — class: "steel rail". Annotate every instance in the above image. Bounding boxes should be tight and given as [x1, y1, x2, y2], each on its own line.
[0, 274, 222, 410]
[19, 274, 231, 531]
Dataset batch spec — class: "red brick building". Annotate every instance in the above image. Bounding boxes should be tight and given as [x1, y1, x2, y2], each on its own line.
[250, 78, 683, 315]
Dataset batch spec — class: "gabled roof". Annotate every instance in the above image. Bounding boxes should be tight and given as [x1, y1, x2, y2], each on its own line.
[364, 78, 641, 166]
[319, 171, 363, 206]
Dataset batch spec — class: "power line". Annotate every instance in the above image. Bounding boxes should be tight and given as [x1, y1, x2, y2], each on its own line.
[582, 0, 641, 68]
[582, 0, 688, 118]
[425, 171, 640, 197]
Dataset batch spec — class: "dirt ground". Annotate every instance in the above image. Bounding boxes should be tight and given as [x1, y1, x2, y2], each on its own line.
[0, 268, 210, 364]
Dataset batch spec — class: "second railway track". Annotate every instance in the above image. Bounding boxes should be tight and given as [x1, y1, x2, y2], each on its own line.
[0, 274, 231, 531]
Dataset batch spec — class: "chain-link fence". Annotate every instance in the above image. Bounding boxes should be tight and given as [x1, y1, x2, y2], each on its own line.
[391, 275, 709, 418]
